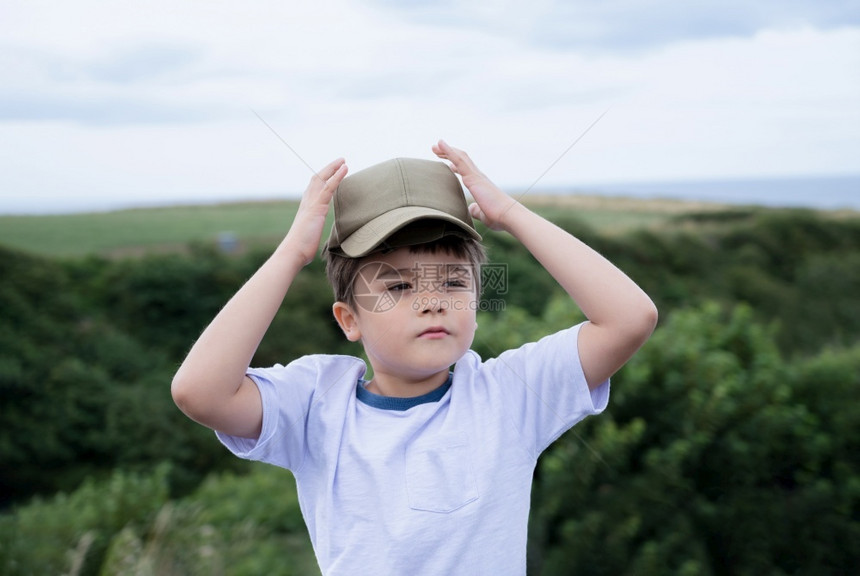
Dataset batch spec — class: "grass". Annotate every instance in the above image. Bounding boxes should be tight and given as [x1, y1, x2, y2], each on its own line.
[0, 193, 802, 258]
[523, 193, 730, 233]
[0, 201, 303, 258]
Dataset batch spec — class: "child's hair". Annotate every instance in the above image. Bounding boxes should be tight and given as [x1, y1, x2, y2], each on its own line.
[325, 227, 487, 310]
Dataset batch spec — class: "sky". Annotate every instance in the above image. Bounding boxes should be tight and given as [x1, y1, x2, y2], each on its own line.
[1, 0, 859, 214]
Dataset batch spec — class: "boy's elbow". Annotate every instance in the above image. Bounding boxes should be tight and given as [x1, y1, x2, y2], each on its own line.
[613, 296, 658, 352]
[171, 374, 206, 420]
[171, 375, 191, 412]
[632, 298, 659, 344]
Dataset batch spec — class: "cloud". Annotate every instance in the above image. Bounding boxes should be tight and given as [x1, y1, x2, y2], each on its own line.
[0, 93, 214, 125]
[85, 43, 203, 84]
[0, 0, 858, 213]
[0, 40, 223, 124]
[376, 0, 860, 51]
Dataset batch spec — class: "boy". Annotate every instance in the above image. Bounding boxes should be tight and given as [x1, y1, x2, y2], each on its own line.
[172, 141, 658, 575]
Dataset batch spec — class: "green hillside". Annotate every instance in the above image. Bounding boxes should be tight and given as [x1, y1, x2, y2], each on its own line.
[0, 194, 732, 258]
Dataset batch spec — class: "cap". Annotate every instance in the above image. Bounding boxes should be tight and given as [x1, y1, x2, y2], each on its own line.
[326, 157, 481, 258]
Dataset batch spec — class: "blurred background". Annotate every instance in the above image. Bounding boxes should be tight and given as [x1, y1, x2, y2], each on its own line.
[1, 2, 858, 575]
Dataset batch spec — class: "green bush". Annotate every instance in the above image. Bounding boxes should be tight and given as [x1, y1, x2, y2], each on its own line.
[0, 465, 319, 576]
[0, 465, 171, 576]
[528, 303, 860, 575]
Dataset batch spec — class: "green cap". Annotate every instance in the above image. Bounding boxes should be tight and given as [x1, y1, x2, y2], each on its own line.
[326, 158, 481, 258]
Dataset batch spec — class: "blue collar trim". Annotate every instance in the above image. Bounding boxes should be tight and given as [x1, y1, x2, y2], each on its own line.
[356, 373, 452, 411]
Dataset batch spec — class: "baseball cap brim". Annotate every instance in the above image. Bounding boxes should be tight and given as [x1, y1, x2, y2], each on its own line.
[334, 206, 482, 258]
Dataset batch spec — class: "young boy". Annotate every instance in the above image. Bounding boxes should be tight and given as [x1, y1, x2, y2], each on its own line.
[172, 141, 657, 575]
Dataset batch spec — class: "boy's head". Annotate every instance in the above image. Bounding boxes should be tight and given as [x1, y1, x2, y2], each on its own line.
[324, 158, 488, 382]
[324, 158, 487, 310]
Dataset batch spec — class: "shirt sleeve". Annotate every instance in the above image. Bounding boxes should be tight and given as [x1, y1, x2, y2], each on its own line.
[215, 358, 319, 471]
[484, 323, 610, 457]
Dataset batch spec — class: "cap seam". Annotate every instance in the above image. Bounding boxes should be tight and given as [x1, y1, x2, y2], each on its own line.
[395, 158, 410, 206]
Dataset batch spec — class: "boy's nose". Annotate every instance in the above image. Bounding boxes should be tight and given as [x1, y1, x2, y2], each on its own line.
[418, 297, 446, 314]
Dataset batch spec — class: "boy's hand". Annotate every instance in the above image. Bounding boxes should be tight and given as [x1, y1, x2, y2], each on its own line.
[432, 140, 517, 232]
[434, 141, 657, 389]
[286, 158, 348, 264]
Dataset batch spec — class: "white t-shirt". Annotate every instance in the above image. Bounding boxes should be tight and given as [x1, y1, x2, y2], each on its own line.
[217, 323, 609, 575]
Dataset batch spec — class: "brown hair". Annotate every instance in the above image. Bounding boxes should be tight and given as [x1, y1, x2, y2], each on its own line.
[325, 231, 487, 310]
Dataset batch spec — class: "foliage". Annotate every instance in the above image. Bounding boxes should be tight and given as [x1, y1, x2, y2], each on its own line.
[0, 244, 350, 504]
[0, 246, 235, 504]
[634, 210, 860, 353]
[95, 465, 318, 576]
[2, 204, 860, 575]
[0, 465, 318, 576]
[0, 465, 171, 576]
[528, 303, 860, 575]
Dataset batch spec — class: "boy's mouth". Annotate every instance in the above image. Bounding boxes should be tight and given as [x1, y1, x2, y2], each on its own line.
[418, 326, 450, 339]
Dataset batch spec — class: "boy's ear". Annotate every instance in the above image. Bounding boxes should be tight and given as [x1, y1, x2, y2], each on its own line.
[332, 302, 362, 342]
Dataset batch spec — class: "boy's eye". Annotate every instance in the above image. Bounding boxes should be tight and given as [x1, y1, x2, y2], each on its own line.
[443, 279, 469, 289]
[386, 282, 412, 292]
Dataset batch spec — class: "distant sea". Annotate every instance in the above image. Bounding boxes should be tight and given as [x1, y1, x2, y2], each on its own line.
[566, 174, 860, 211]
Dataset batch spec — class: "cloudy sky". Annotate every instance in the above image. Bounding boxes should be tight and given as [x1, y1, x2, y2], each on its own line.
[2, 0, 859, 213]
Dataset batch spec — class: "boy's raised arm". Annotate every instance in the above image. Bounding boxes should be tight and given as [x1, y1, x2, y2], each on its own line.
[433, 141, 657, 388]
[171, 158, 348, 438]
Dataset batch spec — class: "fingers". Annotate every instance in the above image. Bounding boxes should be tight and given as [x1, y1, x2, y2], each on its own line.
[306, 158, 348, 205]
[430, 140, 448, 158]
[433, 139, 480, 178]
[433, 139, 462, 162]
[313, 157, 347, 187]
[327, 161, 348, 190]
[468, 202, 484, 222]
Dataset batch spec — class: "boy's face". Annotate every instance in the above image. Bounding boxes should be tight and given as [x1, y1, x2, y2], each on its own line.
[344, 246, 479, 383]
